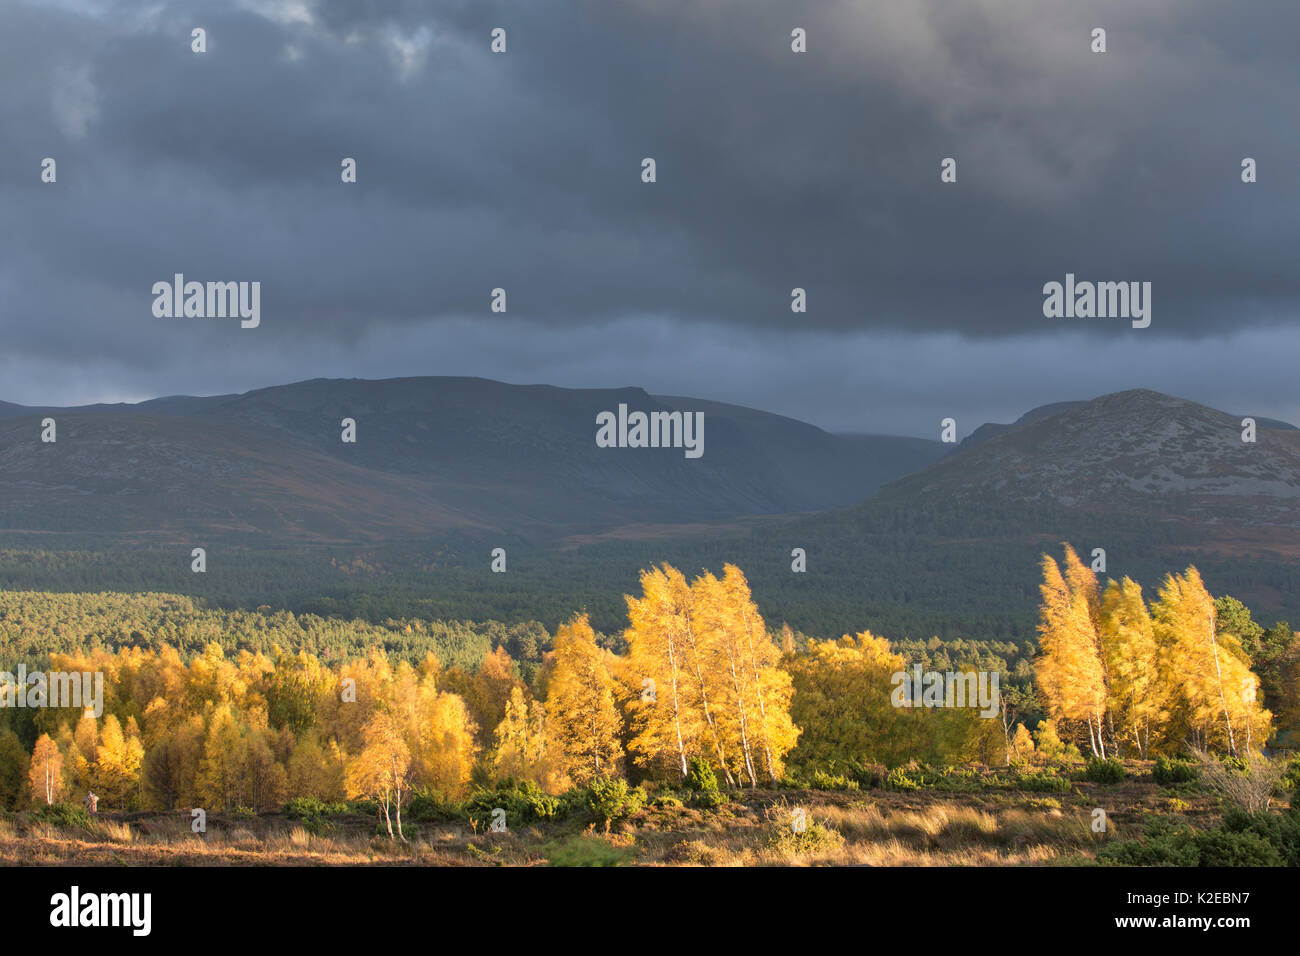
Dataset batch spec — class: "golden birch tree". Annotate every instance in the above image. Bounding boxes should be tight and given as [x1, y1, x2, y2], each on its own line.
[546, 613, 624, 784]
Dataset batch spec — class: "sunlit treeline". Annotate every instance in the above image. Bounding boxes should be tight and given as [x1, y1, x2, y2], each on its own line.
[1, 551, 1293, 818]
[1035, 545, 1288, 759]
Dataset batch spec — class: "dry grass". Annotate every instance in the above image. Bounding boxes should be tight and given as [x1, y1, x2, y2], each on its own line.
[0, 778, 1235, 867]
[89, 820, 135, 844]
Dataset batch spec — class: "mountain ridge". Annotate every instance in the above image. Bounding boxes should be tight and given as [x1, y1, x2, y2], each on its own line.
[0, 376, 947, 543]
[880, 388, 1300, 526]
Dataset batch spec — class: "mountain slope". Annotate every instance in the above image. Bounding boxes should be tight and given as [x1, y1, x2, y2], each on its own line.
[0, 412, 486, 543]
[958, 397, 1297, 452]
[0, 377, 940, 543]
[882, 389, 1300, 527]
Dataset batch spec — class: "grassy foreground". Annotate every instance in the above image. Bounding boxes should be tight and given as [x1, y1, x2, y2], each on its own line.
[0, 769, 1273, 867]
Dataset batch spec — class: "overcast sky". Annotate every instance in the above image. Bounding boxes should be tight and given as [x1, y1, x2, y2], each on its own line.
[3, 0, 1298, 436]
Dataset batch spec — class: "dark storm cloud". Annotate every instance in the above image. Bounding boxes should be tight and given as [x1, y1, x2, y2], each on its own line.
[1, 0, 1297, 431]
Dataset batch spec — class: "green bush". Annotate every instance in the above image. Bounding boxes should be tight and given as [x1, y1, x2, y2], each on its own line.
[1219, 805, 1300, 867]
[1011, 770, 1072, 793]
[810, 770, 859, 792]
[35, 802, 93, 829]
[582, 777, 646, 826]
[776, 771, 809, 790]
[283, 795, 351, 834]
[684, 758, 719, 794]
[884, 766, 922, 791]
[1221, 755, 1250, 774]
[406, 789, 465, 823]
[929, 766, 986, 792]
[766, 819, 845, 856]
[1098, 810, 1296, 867]
[1194, 827, 1283, 866]
[1280, 755, 1300, 793]
[284, 796, 350, 820]
[690, 788, 726, 808]
[1152, 755, 1199, 786]
[467, 779, 563, 824]
[1082, 757, 1126, 785]
[283, 795, 322, 820]
[852, 762, 887, 788]
[880, 763, 994, 792]
[683, 757, 726, 807]
[1097, 816, 1200, 866]
[786, 758, 883, 789]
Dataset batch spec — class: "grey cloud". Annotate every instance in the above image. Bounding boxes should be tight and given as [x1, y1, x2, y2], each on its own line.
[1, 0, 1296, 430]
[2, 316, 1297, 439]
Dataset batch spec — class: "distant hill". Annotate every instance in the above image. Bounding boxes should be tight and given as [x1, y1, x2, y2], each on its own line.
[0, 376, 941, 544]
[957, 396, 1296, 452]
[888, 389, 1300, 527]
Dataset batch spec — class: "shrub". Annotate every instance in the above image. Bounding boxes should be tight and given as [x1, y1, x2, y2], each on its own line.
[880, 762, 992, 792]
[684, 758, 719, 794]
[467, 779, 562, 824]
[811, 770, 859, 792]
[283, 795, 350, 834]
[1012, 770, 1072, 793]
[1195, 749, 1283, 813]
[690, 788, 726, 808]
[1097, 810, 1295, 867]
[885, 766, 922, 791]
[582, 777, 646, 826]
[1221, 755, 1250, 775]
[1082, 757, 1125, 785]
[1219, 805, 1300, 867]
[929, 766, 986, 792]
[1034, 719, 1067, 759]
[683, 758, 726, 807]
[1096, 817, 1200, 866]
[766, 819, 844, 857]
[35, 803, 92, 829]
[1152, 755, 1198, 786]
[406, 789, 465, 823]
[1280, 754, 1300, 794]
[1194, 827, 1283, 866]
[776, 771, 809, 790]
[852, 762, 888, 788]
[284, 796, 349, 820]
